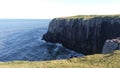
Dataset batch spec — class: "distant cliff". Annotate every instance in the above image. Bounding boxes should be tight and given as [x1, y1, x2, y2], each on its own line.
[43, 15, 120, 55]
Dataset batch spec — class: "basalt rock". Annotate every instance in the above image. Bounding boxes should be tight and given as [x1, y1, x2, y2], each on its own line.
[102, 37, 120, 54]
[43, 15, 120, 55]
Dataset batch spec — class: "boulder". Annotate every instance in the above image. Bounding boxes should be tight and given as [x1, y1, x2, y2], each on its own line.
[102, 38, 120, 54]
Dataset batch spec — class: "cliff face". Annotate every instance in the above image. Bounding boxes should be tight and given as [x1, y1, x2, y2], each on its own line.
[43, 16, 120, 55]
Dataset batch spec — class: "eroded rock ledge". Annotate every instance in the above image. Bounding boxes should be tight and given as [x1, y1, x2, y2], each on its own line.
[43, 15, 120, 55]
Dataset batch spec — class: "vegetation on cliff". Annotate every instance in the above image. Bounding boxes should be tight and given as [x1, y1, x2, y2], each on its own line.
[58, 14, 120, 19]
[0, 50, 119, 68]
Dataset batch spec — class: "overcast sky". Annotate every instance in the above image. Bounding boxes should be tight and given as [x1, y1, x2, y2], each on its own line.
[0, 0, 120, 19]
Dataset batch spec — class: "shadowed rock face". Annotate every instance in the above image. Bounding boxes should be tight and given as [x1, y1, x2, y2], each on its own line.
[43, 17, 120, 55]
[102, 37, 120, 54]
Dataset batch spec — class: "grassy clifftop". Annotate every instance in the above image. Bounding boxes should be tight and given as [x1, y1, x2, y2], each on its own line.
[0, 50, 120, 68]
[57, 14, 120, 19]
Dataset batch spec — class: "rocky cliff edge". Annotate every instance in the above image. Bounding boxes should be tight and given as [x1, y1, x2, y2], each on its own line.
[43, 15, 120, 55]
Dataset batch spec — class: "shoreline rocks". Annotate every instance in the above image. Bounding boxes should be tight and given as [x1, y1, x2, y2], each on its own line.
[102, 37, 120, 54]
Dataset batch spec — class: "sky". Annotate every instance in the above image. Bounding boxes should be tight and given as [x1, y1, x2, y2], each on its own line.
[0, 0, 120, 19]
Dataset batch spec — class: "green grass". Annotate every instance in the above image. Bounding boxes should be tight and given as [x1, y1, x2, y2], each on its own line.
[0, 50, 120, 68]
[57, 14, 120, 19]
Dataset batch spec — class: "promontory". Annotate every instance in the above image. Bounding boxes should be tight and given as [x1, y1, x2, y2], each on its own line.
[43, 15, 120, 55]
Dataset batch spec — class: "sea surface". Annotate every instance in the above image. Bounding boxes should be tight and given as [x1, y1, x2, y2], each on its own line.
[0, 19, 84, 61]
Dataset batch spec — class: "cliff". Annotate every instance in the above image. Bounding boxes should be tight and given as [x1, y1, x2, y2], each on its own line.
[43, 15, 120, 55]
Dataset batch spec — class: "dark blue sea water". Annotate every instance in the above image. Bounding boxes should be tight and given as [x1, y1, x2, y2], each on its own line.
[0, 19, 84, 61]
[0, 19, 51, 39]
[0, 19, 50, 31]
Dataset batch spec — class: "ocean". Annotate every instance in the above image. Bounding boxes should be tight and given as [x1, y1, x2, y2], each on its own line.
[0, 19, 83, 61]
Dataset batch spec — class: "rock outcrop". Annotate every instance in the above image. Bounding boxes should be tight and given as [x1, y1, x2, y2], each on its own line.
[43, 15, 120, 55]
[102, 37, 120, 54]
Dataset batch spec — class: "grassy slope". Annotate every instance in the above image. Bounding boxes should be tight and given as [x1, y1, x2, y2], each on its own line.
[0, 50, 119, 68]
[58, 14, 120, 19]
